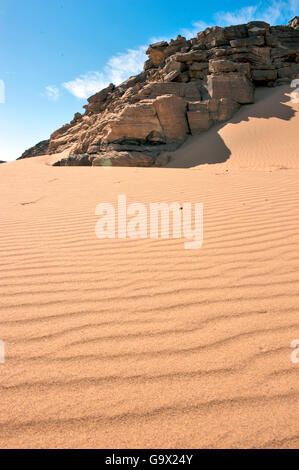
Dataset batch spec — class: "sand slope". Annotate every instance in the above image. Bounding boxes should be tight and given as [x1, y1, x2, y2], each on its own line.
[0, 86, 298, 448]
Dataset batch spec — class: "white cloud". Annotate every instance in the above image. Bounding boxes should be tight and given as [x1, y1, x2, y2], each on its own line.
[214, 6, 258, 26]
[180, 21, 211, 39]
[214, 0, 298, 27]
[62, 0, 298, 100]
[149, 35, 171, 43]
[106, 46, 147, 85]
[45, 85, 60, 101]
[63, 46, 146, 99]
[261, 1, 286, 24]
[62, 72, 108, 99]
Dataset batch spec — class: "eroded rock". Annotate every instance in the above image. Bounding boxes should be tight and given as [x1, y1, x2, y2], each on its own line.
[18, 140, 49, 159]
[20, 17, 299, 166]
[187, 98, 239, 134]
[206, 73, 254, 104]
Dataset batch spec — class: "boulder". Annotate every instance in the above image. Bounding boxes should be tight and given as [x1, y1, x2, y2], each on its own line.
[210, 39, 230, 47]
[102, 100, 164, 144]
[197, 26, 226, 45]
[162, 56, 186, 74]
[223, 24, 248, 40]
[175, 50, 208, 62]
[153, 94, 188, 141]
[252, 69, 277, 81]
[230, 36, 265, 47]
[102, 94, 189, 145]
[230, 46, 271, 65]
[271, 47, 297, 59]
[189, 62, 209, 71]
[277, 63, 299, 78]
[198, 24, 248, 44]
[92, 151, 154, 167]
[247, 21, 270, 37]
[211, 47, 232, 58]
[187, 98, 239, 134]
[215, 98, 240, 121]
[209, 59, 250, 76]
[137, 81, 201, 101]
[83, 83, 115, 114]
[206, 73, 254, 104]
[163, 70, 182, 82]
[146, 36, 189, 67]
[187, 108, 211, 133]
[53, 154, 92, 166]
[270, 25, 299, 50]
[146, 41, 168, 66]
[248, 46, 271, 65]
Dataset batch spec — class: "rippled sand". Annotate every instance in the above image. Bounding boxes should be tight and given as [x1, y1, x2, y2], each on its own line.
[0, 86, 298, 448]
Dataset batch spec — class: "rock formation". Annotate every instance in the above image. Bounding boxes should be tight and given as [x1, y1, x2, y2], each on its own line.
[22, 18, 299, 166]
[0, 160, 6, 164]
[289, 16, 299, 30]
[19, 140, 49, 159]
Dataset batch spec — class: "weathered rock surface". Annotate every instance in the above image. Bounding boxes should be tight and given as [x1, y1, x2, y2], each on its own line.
[54, 151, 170, 167]
[19, 140, 49, 159]
[53, 154, 92, 166]
[20, 18, 299, 166]
[289, 17, 299, 30]
[206, 73, 254, 103]
[252, 69, 278, 81]
[187, 98, 240, 134]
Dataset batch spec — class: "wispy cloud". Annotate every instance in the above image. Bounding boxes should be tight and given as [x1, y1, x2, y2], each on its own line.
[62, 0, 298, 100]
[214, 6, 258, 26]
[180, 21, 211, 39]
[45, 85, 60, 101]
[149, 35, 171, 43]
[214, 0, 298, 26]
[62, 72, 108, 100]
[63, 46, 147, 99]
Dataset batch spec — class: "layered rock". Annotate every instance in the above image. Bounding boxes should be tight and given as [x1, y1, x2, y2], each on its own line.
[21, 18, 299, 166]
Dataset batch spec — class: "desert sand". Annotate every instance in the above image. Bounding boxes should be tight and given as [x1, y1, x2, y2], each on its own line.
[0, 85, 298, 448]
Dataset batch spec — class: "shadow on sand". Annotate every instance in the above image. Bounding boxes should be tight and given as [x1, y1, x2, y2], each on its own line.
[167, 85, 296, 168]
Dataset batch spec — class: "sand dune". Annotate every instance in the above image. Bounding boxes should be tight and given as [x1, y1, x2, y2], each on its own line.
[0, 86, 298, 448]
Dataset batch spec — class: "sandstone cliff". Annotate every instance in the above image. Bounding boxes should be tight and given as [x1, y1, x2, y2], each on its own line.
[21, 17, 299, 166]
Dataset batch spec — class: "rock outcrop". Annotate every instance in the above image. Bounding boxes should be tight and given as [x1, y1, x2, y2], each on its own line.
[18, 140, 49, 159]
[289, 16, 299, 30]
[21, 19, 299, 166]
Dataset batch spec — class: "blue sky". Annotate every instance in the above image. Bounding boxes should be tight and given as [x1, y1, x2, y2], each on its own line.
[0, 0, 298, 161]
